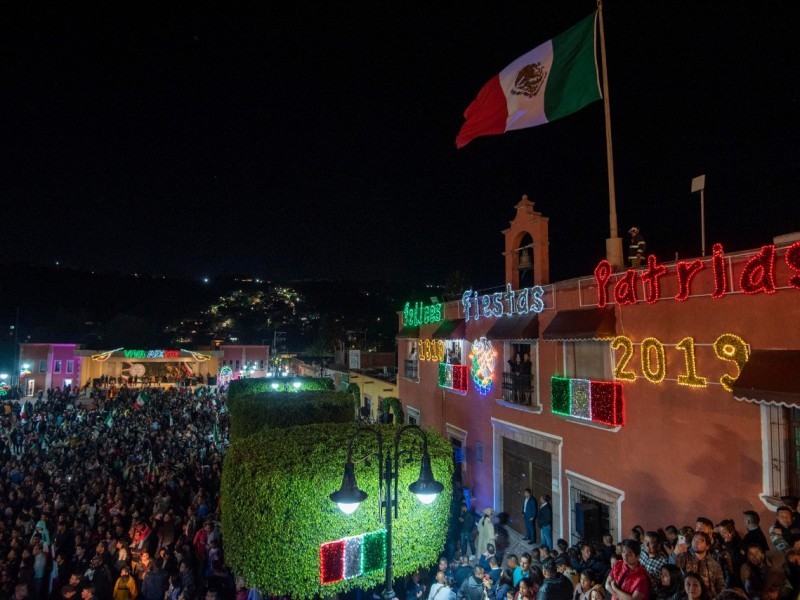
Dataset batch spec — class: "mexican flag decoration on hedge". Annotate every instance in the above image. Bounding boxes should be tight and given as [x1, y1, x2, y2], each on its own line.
[320, 530, 386, 584]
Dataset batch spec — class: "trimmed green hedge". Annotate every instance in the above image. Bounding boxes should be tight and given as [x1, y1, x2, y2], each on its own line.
[221, 423, 453, 599]
[229, 376, 335, 395]
[227, 389, 354, 438]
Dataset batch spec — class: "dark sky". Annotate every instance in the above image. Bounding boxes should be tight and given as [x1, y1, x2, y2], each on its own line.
[3, 1, 798, 289]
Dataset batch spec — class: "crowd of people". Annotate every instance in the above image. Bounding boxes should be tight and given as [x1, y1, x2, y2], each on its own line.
[0, 384, 232, 600]
[7, 381, 800, 600]
[421, 500, 800, 600]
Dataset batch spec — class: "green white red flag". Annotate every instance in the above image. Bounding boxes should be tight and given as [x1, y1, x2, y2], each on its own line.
[456, 12, 601, 149]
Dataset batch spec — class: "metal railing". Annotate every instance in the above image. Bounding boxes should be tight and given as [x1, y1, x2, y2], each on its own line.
[501, 371, 534, 405]
[403, 359, 419, 380]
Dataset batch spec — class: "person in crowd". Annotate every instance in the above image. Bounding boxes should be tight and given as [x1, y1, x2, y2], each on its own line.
[739, 542, 790, 600]
[679, 573, 706, 600]
[522, 489, 538, 545]
[742, 511, 769, 554]
[514, 554, 533, 587]
[456, 564, 486, 600]
[571, 543, 606, 577]
[459, 502, 476, 558]
[656, 565, 683, 600]
[111, 566, 137, 600]
[538, 558, 573, 600]
[639, 532, 668, 588]
[429, 571, 453, 600]
[555, 556, 579, 588]
[477, 510, 496, 559]
[492, 570, 514, 600]
[673, 532, 724, 598]
[587, 585, 605, 600]
[605, 540, 649, 600]
[573, 569, 598, 600]
[539, 497, 553, 552]
[515, 577, 536, 600]
[769, 506, 800, 553]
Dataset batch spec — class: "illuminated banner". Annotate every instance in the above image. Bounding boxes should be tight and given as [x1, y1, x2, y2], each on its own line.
[461, 283, 545, 322]
[320, 530, 386, 584]
[594, 241, 800, 307]
[403, 301, 443, 327]
[123, 349, 181, 359]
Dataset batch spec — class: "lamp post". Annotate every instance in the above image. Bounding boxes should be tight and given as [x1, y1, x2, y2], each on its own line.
[330, 424, 444, 600]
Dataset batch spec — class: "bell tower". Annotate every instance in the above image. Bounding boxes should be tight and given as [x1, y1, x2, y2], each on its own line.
[503, 195, 550, 288]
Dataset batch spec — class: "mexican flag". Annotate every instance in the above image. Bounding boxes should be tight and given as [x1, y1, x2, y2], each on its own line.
[105, 411, 113, 428]
[456, 12, 601, 148]
[134, 391, 148, 410]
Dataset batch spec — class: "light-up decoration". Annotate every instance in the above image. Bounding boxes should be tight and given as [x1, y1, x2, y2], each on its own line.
[611, 336, 636, 381]
[91, 348, 124, 362]
[181, 349, 211, 362]
[594, 261, 612, 308]
[403, 301, 443, 327]
[612, 333, 748, 390]
[19, 366, 31, 378]
[551, 376, 625, 426]
[740, 245, 777, 295]
[320, 530, 386, 585]
[595, 242, 799, 306]
[640, 337, 666, 384]
[128, 363, 147, 378]
[218, 366, 233, 386]
[613, 269, 638, 306]
[438, 362, 469, 393]
[461, 283, 545, 322]
[675, 260, 704, 302]
[469, 337, 496, 395]
[675, 337, 707, 387]
[711, 243, 727, 298]
[418, 339, 445, 362]
[787, 241, 800, 289]
[641, 255, 667, 304]
[123, 349, 181, 359]
[713, 333, 750, 392]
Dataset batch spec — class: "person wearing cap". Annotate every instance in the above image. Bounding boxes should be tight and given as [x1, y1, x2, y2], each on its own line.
[627, 228, 646, 268]
[476, 509, 496, 559]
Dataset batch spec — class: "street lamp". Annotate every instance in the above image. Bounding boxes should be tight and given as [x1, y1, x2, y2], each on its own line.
[330, 424, 443, 600]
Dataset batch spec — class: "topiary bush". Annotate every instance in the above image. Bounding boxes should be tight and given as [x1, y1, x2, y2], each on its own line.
[227, 390, 354, 438]
[228, 376, 335, 395]
[221, 422, 453, 599]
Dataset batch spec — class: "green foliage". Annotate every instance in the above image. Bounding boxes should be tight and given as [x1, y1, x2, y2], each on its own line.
[380, 396, 404, 424]
[229, 376, 334, 395]
[227, 387, 352, 438]
[221, 423, 453, 599]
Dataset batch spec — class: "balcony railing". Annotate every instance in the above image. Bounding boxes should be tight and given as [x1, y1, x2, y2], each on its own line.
[501, 371, 534, 405]
[403, 359, 419, 380]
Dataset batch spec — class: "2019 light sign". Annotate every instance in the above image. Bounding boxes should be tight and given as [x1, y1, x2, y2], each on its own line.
[612, 333, 749, 392]
[461, 283, 545, 321]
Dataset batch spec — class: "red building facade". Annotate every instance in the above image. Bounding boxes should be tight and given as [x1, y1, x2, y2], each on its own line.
[397, 196, 800, 544]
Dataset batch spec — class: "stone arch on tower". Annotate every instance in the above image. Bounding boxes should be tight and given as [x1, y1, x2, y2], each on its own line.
[503, 195, 550, 288]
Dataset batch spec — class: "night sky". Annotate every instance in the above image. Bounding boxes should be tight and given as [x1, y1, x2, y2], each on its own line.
[3, 2, 798, 289]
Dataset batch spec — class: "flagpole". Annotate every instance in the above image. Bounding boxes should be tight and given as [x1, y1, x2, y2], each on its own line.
[597, 0, 623, 271]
